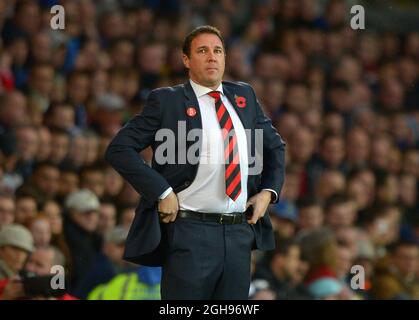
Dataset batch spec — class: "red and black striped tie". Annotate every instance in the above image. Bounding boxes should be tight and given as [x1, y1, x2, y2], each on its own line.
[208, 91, 242, 201]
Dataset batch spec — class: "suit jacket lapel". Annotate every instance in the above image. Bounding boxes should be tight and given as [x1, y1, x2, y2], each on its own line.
[183, 82, 203, 162]
[183, 81, 202, 131]
[223, 86, 251, 130]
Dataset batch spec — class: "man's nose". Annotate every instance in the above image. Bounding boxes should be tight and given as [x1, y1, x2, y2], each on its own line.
[207, 51, 217, 61]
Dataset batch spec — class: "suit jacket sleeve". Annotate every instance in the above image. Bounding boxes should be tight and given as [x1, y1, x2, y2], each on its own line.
[251, 85, 286, 203]
[104, 89, 171, 204]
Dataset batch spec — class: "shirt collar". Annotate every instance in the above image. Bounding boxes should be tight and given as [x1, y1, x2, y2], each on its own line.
[189, 79, 224, 98]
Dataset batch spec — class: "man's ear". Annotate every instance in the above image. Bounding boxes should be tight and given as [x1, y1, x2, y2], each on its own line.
[182, 54, 190, 69]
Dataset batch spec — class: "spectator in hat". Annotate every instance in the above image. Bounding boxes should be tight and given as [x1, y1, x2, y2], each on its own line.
[73, 226, 135, 299]
[91, 93, 125, 136]
[269, 199, 298, 238]
[63, 189, 102, 290]
[0, 245, 77, 300]
[0, 224, 34, 279]
[23, 245, 76, 300]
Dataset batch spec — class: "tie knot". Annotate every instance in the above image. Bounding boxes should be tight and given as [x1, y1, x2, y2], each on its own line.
[208, 91, 221, 101]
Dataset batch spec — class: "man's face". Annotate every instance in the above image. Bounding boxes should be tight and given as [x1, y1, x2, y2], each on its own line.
[3, 92, 28, 125]
[322, 137, 345, 167]
[71, 211, 99, 232]
[30, 219, 51, 248]
[290, 129, 314, 164]
[0, 246, 29, 274]
[34, 166, 60, 198]
[59, 172, 79, 197]
[16, 127, 39, 161]
[68, 76, 90, 105]
[43, 201, 62, 235]
[82, 171, 105, 198]
[326, 202, 356, 229]
[298, 206, 324, 231]
[98, 204, 116, 234]
[284, 246, 301, 279]
[31, 66, 54, 96]
[50, 134, 69, 164]
[273, 217, 296, 238]
[104, 242, 125, 264]
[25, 248, 54, 276]
[51, 106, 75, 130]
[37, 127, 52, 161]
[183, 33, 225, 89]
[0, 198, 15, 229]
[393, 245, 419, 277]
[15, 198, 37, 225]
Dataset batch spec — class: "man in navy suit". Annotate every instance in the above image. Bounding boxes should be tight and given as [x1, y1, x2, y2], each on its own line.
[105, 25, 286, 299]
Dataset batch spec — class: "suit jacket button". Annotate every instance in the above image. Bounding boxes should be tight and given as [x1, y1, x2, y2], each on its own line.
[184, 181, 191, 187]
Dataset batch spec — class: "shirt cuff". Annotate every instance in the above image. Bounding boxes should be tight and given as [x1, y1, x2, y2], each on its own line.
[262, 189, 278, 203]
[159, 187, 173, 200]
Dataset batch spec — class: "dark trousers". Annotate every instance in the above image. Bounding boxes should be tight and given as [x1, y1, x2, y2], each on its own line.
[161, 216, 255, 300]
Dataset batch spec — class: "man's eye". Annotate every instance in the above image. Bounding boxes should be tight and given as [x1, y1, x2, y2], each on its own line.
[198, 48, 206, 53]
[215, 49, 223, 54]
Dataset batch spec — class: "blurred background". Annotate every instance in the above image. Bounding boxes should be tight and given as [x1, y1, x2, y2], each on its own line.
[0, 0, 418, 300]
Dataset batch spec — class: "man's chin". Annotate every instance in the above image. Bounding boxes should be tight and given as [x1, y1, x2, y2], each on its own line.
[202, 78, 222, 88]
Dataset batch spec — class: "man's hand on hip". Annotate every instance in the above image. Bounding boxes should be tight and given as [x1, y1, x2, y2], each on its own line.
[246, 190, 272, 225]
[158, 191, 179, 223]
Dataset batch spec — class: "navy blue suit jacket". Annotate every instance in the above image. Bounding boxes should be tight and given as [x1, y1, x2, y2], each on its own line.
[105, 81, 286, 266]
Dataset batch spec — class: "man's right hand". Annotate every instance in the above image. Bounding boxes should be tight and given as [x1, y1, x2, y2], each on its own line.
[158, 191, 179, 223]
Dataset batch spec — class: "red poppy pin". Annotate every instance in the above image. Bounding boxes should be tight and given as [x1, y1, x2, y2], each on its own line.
[235, 95, 246, 108]
[186, 107, 197, 117]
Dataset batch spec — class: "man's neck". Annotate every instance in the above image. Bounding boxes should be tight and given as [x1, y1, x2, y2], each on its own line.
[190, 78, 222, 91]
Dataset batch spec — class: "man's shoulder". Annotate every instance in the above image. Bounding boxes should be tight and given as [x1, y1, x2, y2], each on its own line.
[149, 84, 185, 98]
[222, 80, 254, 93]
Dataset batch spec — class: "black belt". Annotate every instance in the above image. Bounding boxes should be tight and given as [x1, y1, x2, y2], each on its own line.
[178, 210, 246, 225]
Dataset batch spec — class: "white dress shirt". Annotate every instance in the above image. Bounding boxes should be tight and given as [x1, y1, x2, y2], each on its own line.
[159, 80, 276, 213]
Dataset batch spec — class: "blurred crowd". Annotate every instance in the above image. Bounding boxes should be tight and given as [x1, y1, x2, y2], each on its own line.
[0, 0, 418, 300]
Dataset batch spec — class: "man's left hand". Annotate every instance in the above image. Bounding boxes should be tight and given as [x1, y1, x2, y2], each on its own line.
[246, 190, 272, 225]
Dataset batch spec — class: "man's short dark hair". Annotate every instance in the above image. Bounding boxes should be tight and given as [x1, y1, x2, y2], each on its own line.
[182, 25, 225, 57]
[32, 161, 59, 173]
[266, 235, 298, 263]
[325, 193, 352, 212]
[388, 240, 418, 254]
[297, 196, 321, 209]
[80, 164, 104, 179]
